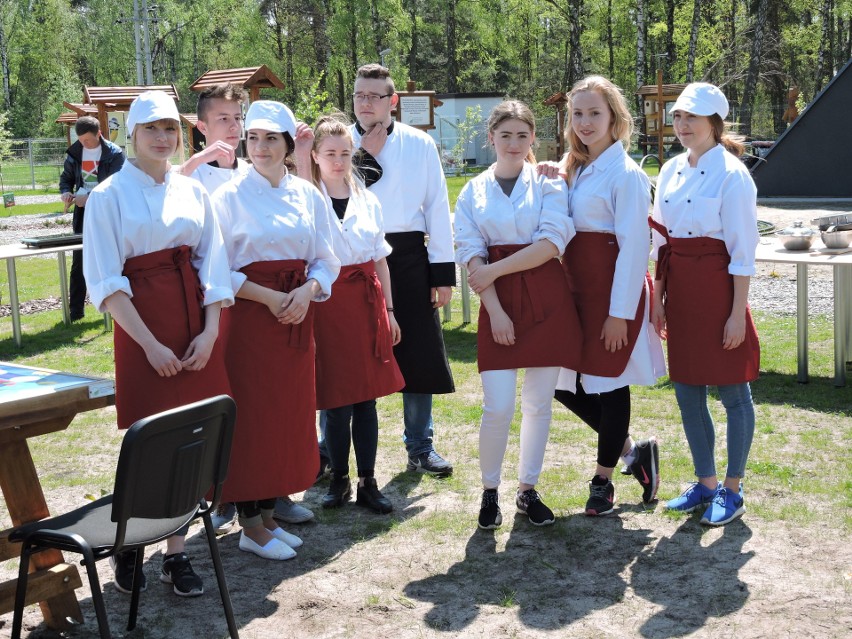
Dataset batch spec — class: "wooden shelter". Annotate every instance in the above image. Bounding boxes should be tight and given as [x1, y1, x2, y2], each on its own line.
[636, 74, 688, 160]
[180, 113, 202, 153]
[543, 91, 569, 158]
[189, 66, 284, 102]
[83, 85, 180, 135]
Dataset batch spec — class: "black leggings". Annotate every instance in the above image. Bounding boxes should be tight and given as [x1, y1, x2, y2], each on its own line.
[554, 376, 630, 469]
[325, 399, 379, 478]
[236, 498, 276, 521]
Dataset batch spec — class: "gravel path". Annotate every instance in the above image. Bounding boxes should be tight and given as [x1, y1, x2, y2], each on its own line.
[0, 206, 842, 317]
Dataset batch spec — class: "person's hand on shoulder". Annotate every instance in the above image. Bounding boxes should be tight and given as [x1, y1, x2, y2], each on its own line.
[536, 161, 565, 180]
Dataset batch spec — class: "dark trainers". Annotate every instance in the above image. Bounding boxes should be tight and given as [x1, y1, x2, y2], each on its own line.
[315, 451, 331, 483]
[585, 475, 615, 516]
[109, 550, 146, 594]
[515, 489, 555, 526]
[629, 437, 660, 503]
[406, 450, 453, 477]
[322, 474, 352, 509]
[160, 552, 204, 597]
[356, 477, 393, 514]
[478, 489, 502, 529]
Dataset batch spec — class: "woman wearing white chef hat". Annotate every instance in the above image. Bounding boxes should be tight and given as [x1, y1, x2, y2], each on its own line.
[649, 82, 760, 526]
[83, 90, 234, 596]
[211, 100, 340, 560]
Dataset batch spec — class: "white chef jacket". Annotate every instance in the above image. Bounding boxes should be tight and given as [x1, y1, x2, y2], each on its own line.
[350, 121, 454, 266]
[83, 160, 234, 313]
[191, 157, 249, 195]
[211, 165, 341, 299]
[453, 162, 573, 265]
[651, 144, 758, 276]
[556, 142, 665, 394]
[320, 182, 391, 267]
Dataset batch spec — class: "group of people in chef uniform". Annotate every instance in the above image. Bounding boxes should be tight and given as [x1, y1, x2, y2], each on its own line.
[77, 62, 760, 598]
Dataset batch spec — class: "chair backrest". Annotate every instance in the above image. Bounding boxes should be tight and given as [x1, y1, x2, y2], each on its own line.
[110, 395, 236, 543]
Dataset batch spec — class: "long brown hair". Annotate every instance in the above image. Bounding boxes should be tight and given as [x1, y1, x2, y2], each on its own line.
[487, 100, 537, 164]
[709, 114, 746, 156]
[309, 112, 362, 194]
[561, 76, 632, 185]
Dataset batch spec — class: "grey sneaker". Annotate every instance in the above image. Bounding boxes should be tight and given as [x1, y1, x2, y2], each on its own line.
[211, 502, 237, 534]
[273, 496, 315, 523]
[406, 450, 453, 477]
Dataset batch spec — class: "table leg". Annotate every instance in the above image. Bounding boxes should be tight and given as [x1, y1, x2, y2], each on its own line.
[833, 264, 847, 387]
[57, 250, 70, 326]
[461, 266, 471, 324]
[6, 257, 21, 348]
[0, 438, 83, 628]
[796, 263, 809, 383]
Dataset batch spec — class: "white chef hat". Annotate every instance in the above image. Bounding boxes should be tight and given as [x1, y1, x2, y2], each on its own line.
[669, 83, 729, 119]
[126, 90, 180, 133]
[244, 100, 297, 138]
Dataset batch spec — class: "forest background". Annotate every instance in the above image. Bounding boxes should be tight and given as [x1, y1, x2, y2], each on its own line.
[0, 0, 850, 142]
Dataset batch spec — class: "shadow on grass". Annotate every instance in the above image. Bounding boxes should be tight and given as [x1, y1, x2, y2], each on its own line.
[749, 371, 852, 417]
[0, 315, 107, 359]
[442, 323, 477, 364]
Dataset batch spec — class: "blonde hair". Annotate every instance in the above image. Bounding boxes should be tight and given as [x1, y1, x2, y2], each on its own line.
[488, 100, 537, 164]
[130, 118, 185, 164]
[709, 114, 746, 156]
[310, 112, 362, 193]
[561, 76, 633, 184]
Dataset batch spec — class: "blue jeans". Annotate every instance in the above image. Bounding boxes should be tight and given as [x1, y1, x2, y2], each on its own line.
[403, 392, 434, 456]
[673, 382, 755, 479]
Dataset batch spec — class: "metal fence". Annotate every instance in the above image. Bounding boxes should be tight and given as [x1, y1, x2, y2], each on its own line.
[0, 139, 67, 190]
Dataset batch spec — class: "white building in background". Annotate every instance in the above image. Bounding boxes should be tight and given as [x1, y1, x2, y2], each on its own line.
[429, 92, 504, 169]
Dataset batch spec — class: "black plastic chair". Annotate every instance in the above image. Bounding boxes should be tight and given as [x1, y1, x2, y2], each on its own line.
[9, 395, 240, 639]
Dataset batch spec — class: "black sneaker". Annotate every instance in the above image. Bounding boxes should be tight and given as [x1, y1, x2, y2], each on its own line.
[478, 489, 502, 529]
[160, 552, 204, 597]
[315, 451, 331, 484]
[109, 550, 147, 594]
[629, 437, 660, 503]
[515, 489, 555, 526]
[356, 477, 393, 514]
[406, 451, 453, 477]
[585, 475, 615, 516]
[322, 474, 352, 509]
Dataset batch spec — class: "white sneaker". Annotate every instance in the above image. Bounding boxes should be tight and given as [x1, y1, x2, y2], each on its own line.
[273, 497, 314, 523]
[238, 532, 296, 561]
[268, 526, 303, 548]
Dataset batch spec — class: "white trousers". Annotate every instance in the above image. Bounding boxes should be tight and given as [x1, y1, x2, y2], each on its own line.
[479, 367, 560, 489]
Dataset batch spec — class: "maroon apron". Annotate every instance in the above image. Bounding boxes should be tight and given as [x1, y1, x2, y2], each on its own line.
[220, 259, 319, 503]
[314, 261, 405, 410]
[477, 244, 583, 372]
[114, 245, 231, 429]
[649, 217, 760, 385]
[563, 231, 648, 377]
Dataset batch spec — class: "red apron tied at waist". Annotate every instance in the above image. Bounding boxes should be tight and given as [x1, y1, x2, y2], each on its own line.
[336, 262, 393, 362]
[240, 259, 311, 350]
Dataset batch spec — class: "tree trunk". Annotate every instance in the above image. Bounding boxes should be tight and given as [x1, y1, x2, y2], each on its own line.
[686, 0, 701, 82]
[665, 0, 675, 74]
[567, 0, 584, 86]
[607, 0, 614, 78]
[635, 0, 646, 114]
[0, 20, 10, 110]
[740, 0, 769, 138]
[369, 0, 383, 62]
[311, 0, 331, 93]
[407, 0, 417, 78]
[348, 0, 358, 78]
[726, 0, 739, 104]
[814, 0, 833, 95]
[447, 0, 458, 92]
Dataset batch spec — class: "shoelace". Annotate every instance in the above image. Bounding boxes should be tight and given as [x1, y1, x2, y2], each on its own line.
[588, 484, 610, 499]
[519, 489, 541, 506]
[482, 491, 499, 507]
[712, 488, 729, 506]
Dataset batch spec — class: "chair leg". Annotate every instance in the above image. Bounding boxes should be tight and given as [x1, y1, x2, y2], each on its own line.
[78, 545, 112, 639]
[11, 542, 33, 639]
[203, 513, 240, 638]
[127, 547, 144, 631]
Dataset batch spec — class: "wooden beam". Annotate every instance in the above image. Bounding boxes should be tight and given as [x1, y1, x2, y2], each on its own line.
[0, 563, 84, 617]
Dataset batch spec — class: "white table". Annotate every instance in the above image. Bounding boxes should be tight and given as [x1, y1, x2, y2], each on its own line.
[755, 238, 852, 387]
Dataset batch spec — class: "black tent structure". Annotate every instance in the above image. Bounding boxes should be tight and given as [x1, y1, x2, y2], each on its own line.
[751, 56, 852, 198]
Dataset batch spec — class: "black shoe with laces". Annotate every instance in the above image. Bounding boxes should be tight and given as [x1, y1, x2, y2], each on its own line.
[629, 437, 660, 503]
[515, 488, 555, 526]
[356, 477, 393, 513]
[585, 475, 616, 516]
[322, 474, 352, 508]
[406, 450, 454, 477]
[109, 549, 147, 594]
[478, 489, 502, 529]
[160, 552, 204, 597]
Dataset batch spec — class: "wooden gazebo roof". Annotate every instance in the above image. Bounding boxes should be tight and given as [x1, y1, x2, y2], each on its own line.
[63, 102, 100, 116]
[55, 112, 79, 125]
[83, 85, 180, 105]
[636, 83, 687, 97]
[190, 66, 284, 102]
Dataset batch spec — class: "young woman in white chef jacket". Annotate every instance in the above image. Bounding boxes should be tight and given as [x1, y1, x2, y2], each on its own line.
[455, 100, 583, 530]
[84, 90, 233, 597]
[307, 114, 404, 514]
[549, 76, 666, 517]
[211, 101, 340, 560]
[650, 83, 760, 527]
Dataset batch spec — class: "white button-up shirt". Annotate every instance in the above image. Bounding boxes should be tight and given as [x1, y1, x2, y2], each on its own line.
[569, 141, 651, 319]
[351, 121, 454, 266]
[453, 162, 573, 265]
[211, 166, 341, 300]
[191, 157, 249, 195]
[651, 143, 758, 276]
[83, 160, 234, 313]
[320, 182, 391, 267]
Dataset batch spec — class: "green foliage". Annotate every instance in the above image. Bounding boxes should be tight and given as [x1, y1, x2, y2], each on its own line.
[449, 105, 482, 178]
[292, 73, 331, 125]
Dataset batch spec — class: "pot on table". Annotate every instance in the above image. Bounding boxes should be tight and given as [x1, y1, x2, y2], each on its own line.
[776, 221, 818, 251]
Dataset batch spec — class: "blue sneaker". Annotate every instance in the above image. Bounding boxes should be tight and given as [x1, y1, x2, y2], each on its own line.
[701, 485, 745, 526]
[666, 482, 718, 513]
